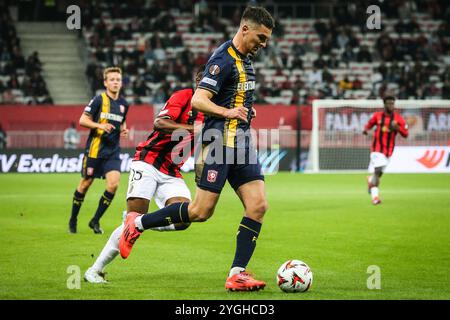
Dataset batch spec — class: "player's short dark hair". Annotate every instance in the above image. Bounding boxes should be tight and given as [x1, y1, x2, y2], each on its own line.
[383, 95, 396, 103]
[241, 6, 275, 30]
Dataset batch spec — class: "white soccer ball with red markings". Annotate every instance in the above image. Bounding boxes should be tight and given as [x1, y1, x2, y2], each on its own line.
[277, 260, 313, 293]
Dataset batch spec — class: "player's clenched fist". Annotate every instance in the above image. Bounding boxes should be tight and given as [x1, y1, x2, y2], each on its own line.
[390, 120, 400, 131]
[251, 107, 256, 119]
[120, 128, 129, 137]
[98, 123, 115, 133]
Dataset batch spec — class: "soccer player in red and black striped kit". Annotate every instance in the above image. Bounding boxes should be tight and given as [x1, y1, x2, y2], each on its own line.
[84, 69, 204, 283]
[363, 96, 409, 205]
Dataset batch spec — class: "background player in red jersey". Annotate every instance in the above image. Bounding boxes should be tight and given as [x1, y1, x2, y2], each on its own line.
[363, 96, 409, 205]
[84, 69, 204, 283]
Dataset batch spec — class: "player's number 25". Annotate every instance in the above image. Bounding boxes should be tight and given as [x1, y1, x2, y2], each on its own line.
[130, 169, 143, 181]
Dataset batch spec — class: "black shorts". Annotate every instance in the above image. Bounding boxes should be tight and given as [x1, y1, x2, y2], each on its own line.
[195, 145, 264, 194]
[81, 155, 121, 179]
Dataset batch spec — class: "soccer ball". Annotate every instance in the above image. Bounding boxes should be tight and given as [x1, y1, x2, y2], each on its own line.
[277, 260, 313, 293]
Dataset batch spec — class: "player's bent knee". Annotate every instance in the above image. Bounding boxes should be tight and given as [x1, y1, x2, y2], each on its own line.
[188, 203, 214, 222]
[107, 181, 120, 192]
[255, 200, 269, 214]
[262, 200, 269, 212]
[78, 185, 89, 194]
[191, 212, 211, 222]
[247, 201, 269, 221]
[79, 178, 93, 193]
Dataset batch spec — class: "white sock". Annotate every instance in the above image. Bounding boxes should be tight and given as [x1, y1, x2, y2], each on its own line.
[134, 215, 144, 231]
[371, 187, 379, 199]
[91, 224, 123, 273]
[229, 267, 245, 278]
[151, 224, 176, 232]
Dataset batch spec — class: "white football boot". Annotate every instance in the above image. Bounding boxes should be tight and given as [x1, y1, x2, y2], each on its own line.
[84, 267, 107, 284]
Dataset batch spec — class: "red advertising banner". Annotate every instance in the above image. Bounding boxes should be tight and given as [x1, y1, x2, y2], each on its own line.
[0, 104, 154, 131]
[0, 104, 312, 131]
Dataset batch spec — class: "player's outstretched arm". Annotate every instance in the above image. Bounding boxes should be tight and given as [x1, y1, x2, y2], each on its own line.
[154, 118, 193, 134]
[363, 113, 377, 135]
[191, 88, 248, 122]
[153, 90, 199, 133]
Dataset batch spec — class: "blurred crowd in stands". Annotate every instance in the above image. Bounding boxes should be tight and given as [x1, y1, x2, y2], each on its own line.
[1, 0, 449, 105]
[0, 4, 53, 104]
[82, 0, 450, 105]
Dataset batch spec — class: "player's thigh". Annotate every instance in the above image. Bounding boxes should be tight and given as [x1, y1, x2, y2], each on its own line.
[370, 164, 386, 177]
[104, 158, 122, 189]
[188, 187, 221, 221]
[235, 179, 268, 223]
[154, 174, 192, 209]
[127, 197, 150, 214]
[195, 143, 229, 194]
[369, 152, 388, 173]
[227, 147, 264, 191]
[126, 161, 158, 212]
[105, 170, 121, 191]
[81, 155, 103, 180]
[78, 156, 98, 192]
[77, 176, 94, 193]
[165, 197, 191, 206]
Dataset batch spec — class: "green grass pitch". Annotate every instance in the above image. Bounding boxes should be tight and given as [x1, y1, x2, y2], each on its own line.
[0, 172, 449, 300]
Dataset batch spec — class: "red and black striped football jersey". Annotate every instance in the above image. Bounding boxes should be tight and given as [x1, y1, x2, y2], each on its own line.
[134, 88, 204, 178]
[364, 111, 409, 157]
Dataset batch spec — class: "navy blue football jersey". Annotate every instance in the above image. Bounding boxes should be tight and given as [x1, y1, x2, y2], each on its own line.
[198, 40, 256, 148]
[84, 92, 129, 159]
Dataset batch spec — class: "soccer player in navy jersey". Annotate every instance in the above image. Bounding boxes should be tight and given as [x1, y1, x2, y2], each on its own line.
[119, 6, 274, 291]
[84, 69, 204, 283]
[363, 96, 409, 205]
[68, 67, 129, 234]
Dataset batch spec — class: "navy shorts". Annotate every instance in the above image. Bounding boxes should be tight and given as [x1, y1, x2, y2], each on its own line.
[195, 145, 264, 194]
[81, 155, 121, 179]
